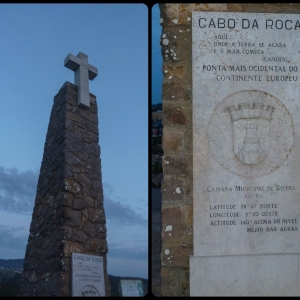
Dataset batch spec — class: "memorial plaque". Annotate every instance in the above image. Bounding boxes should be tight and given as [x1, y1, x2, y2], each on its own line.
[119, 279, 144, 297]
[191, 12, 300, 296]
[72, 253, 105, 297]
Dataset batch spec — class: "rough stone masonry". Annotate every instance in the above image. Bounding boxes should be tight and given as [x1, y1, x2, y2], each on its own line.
[159, 3, 300, 297]
[19, 80, 110, 296]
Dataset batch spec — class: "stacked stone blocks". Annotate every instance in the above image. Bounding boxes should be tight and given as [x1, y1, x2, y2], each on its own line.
[19, 82, 110, 296]
[159, 3, 193, 297]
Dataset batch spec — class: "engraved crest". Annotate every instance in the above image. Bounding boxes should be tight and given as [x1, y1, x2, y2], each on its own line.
[227, 102, 274, 165]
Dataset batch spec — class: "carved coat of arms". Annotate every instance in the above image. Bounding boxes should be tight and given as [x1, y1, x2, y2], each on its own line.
[227, 102, 274, 165]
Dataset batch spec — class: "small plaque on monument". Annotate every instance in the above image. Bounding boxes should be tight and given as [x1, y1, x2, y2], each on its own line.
[119, 279, 144, 297]
[71, 253, 105, 297]
[191, 12, 300, 296]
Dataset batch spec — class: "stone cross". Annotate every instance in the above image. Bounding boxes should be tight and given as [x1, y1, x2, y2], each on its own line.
[64, 52, 98, 108]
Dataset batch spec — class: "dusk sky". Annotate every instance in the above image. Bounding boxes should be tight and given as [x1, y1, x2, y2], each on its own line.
[152, 4, 163, 105]
[0, 4, 148, 279]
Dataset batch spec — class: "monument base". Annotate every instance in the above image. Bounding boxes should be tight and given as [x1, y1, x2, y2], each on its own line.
[190, 254, 300, 296]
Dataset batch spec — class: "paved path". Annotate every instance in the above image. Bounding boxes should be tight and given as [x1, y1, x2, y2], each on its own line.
[151, 188, 161, 296]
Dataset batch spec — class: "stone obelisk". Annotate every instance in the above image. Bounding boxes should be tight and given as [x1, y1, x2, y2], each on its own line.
[19, 52, 110, 296]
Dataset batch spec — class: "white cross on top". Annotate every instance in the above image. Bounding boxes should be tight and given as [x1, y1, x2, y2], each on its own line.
[64, 52, 98, 108]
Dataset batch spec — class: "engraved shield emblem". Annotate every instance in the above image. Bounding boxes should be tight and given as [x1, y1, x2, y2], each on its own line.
[227, 103, 274, 165]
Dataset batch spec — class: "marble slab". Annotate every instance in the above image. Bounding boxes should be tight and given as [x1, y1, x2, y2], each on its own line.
[191, 11, 300, 296]
[190, 253, 300, 296]
[71, 253, 105, 296]
[119, 279, 144, 297]
[192, 11, 300, 257]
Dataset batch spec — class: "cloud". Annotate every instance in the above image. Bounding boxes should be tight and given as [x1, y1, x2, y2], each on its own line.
[103, 182, 147, 228]
[0, 167, 147, 228]
[0, 224, 28, 251]
[107, 257, 148, 279]
[0, 166, 38, 214]
[104, 194, 147, 228]
[107, 246, 148, 261]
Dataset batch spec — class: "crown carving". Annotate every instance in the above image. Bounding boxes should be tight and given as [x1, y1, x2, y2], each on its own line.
[227, 102, 274, 122]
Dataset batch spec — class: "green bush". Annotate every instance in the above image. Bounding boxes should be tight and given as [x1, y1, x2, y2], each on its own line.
[0, 283, 20, 297]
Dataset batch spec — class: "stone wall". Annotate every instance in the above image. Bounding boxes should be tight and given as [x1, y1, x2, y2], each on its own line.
[159, 3, 300, 296]
[19, 82, 110, 296]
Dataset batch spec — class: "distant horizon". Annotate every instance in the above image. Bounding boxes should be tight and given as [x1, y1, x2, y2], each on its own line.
[0, 258, 148, 280]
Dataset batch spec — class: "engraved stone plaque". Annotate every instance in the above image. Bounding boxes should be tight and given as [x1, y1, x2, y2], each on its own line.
[72, 253, 105, 297]
[191, 12, 300, 296]
[119, 279, 144, 297]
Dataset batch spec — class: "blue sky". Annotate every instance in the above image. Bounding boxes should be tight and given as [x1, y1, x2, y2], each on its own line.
[0, 4, 148, 279]
[152, 4, 163, 105]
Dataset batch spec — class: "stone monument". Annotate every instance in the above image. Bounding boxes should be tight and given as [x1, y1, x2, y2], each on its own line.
[158, 3, 300, 297]
[19, 52, 110, 296]
[191, 11, 300, 296]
